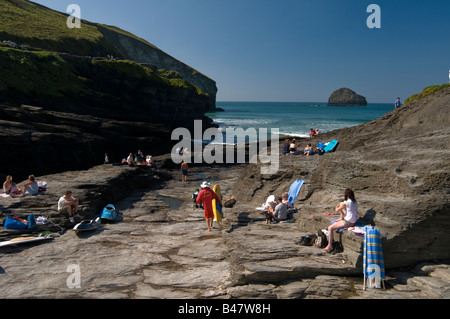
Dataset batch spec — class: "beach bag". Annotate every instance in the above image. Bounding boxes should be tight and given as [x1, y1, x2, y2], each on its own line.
[4, 216, 28, 230]
[298, 234, 316, 246]
[315, 230, 328, 248]
[224, 198, 236, 208]
[27, 214, 37, 230]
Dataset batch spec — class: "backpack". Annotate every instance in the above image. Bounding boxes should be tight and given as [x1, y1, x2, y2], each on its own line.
[224, 198, 236, 208]
[298, 234, 316, 246]
[27, 214, 37, 230]
[4, 216, 28, 230]
[315, 229, 328, 248]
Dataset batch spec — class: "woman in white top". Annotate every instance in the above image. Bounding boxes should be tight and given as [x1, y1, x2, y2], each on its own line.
[323, 188, 358, 253]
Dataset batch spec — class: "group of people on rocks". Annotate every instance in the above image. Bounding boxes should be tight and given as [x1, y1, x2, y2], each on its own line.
[2, 174, 40, 197]
[283, 138, 317, 156]
[262, 192, 293, 223]
[105, 149, 158, 168]
[261, 187, 359, 253]
[2, 174, 80, 223]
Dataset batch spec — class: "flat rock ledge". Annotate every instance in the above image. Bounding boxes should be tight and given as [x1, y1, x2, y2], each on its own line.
[0, 162, 448, 300]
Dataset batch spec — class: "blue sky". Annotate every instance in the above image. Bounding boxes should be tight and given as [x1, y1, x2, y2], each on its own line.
[32, 0, 450, 103]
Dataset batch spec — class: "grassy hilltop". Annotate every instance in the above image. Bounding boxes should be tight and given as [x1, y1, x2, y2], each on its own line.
[0, 0, 161, 57]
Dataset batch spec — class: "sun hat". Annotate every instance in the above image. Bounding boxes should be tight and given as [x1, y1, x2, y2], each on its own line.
[200, 181, 210, 188]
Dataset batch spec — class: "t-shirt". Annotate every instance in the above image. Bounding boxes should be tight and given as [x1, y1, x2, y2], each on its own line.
[344, 199, 358, 224]
[58, 196, 73, 211]
[26, 182, 39, 195]
[274, 202, 288, 220]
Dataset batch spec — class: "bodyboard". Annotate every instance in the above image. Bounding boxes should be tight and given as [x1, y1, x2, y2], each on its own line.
[288, 179, 305, 204]
[324, 139, 339, 153]
[212, 184, 223, 227]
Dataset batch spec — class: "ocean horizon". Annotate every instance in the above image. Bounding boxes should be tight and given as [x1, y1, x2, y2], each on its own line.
[206, 101, 393, 143]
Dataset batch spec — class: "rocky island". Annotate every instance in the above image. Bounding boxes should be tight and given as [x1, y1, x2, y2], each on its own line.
[328, 88, 368, 106]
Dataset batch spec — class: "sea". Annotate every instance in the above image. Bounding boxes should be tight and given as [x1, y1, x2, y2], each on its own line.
[205, 101, 393, 143]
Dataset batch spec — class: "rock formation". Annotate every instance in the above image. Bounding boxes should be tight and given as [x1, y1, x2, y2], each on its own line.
[96, 25, 219, 111]
[328, 88, 368, 106]
[0, 51, 213, 181]
[234, 86, 450, 269]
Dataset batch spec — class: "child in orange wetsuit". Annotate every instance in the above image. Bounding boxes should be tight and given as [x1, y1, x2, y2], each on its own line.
[196, 182, 222, 231]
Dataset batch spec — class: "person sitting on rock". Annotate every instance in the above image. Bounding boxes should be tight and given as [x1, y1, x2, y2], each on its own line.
[282, 192, 293, 209]
[304, 143, 315, 156]
[126, 153, 134, 166]
[323, 188, 358, 253]
[58, 190, 80, 223]
[289, 139, 298, 153]
[17, 175, 39, 196]
[283, 139, 291, 155]
[3, 175, 12, 194]
[269, 196, 288, 223]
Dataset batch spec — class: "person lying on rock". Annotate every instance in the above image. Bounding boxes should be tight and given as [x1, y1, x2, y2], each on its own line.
[58, 190, 80, 223]
[323, 188, 358, 253]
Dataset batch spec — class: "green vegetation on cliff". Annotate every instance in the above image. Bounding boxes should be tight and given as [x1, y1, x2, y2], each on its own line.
[0, 0, 120, 56]
[404, 83, 450, 104]
[0, 47, 84, 96]
[0, 47, 207, 101]
[0, 0, 215, 108]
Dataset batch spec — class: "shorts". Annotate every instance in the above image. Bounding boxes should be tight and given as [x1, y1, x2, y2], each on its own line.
[182, 170, 188, 176]
[204, 209, 214, 219]
[343, 220, 355, 228]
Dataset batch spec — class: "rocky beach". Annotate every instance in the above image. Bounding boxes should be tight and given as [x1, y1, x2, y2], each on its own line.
[1, 87, 449, 300]
[1, 0, 449, 304]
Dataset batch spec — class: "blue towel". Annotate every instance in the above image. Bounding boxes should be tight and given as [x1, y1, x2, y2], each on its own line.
[363, 226, 385, 280]
[288, 179, 305, 204]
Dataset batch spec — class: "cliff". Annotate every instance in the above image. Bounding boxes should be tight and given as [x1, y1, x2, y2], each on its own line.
[0, 0, 217, 109]
[0, 48, 212, 181]
[328, 88, 368, 106]
[96, 25, 218, 110]
[234, 85, 450, 269]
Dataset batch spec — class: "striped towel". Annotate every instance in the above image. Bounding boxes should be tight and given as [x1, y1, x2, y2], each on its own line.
[363, 226, 385, 284]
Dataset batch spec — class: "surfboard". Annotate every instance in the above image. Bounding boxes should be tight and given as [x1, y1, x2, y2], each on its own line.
[73, 217, 101, 232]
[324, 139, 339, 153]
[0, 231, 53, 248]
[100, 204, 117, 222]
[212, 184, 223, 227]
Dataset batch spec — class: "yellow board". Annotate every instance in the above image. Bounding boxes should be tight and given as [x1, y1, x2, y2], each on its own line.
[212, 184, 223, 227]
